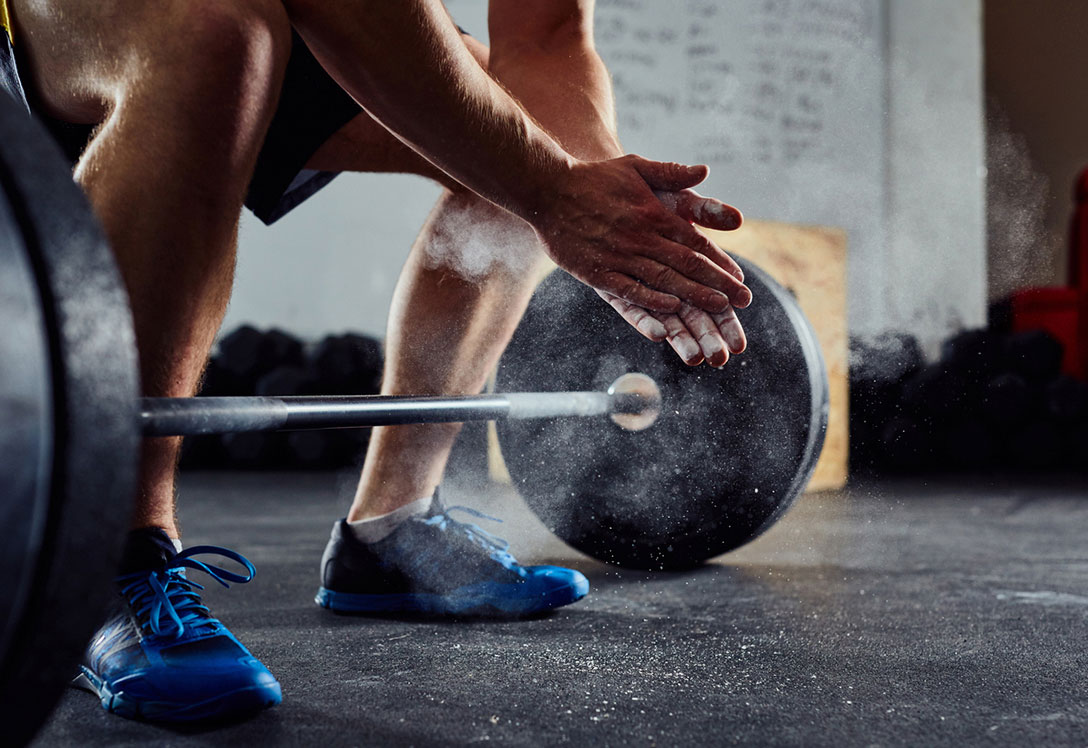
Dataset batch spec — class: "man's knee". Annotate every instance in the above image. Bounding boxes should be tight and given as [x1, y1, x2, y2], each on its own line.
[14, 0, 292, 122]
[417, 190, 549, 282]
[153, 0, 292, 107]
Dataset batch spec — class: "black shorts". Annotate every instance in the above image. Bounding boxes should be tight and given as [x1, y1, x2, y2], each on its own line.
[0, 30, 361, 225]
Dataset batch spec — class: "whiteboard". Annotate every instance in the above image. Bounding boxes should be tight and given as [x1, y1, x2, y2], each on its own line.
[595, 0, 886, 272]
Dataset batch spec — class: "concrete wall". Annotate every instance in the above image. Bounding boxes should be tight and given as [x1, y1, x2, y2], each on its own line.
[222, 1, 987, 356]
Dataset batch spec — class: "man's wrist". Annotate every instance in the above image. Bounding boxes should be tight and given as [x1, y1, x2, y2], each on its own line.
[510, 151, 580, 228]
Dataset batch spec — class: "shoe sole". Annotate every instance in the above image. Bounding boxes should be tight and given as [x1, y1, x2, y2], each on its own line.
[315, 577, 589, 617]
[76, 666, 282, 724]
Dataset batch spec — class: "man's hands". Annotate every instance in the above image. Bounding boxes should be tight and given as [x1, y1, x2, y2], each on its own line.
[598, 292, 747, 367]
[527, 154, 750, 367]
[596, 189, 748, 367]
[532, 156, 749, 367]
[528, 155, 752, 316]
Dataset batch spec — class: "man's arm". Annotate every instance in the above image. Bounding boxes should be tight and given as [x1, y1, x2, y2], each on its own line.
[488, 0, 748, 366]
[284, 0, 751, 315]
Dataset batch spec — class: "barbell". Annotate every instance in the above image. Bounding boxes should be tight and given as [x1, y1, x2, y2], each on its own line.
[0, 92, 827, 744]
[138, 371, 662, 436]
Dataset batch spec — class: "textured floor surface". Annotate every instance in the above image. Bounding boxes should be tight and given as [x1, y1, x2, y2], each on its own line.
[32, 470, 1088, 747]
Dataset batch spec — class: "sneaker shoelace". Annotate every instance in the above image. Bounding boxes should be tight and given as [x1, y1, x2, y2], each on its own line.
[116, 546, 256, 640]
[422, 506, 526, 577]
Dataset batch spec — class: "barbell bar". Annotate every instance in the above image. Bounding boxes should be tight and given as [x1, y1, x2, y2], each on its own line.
[138, 372, 664, 436]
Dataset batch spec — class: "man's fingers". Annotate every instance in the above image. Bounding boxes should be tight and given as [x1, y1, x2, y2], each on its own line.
[617, 159, 752, 314]
[595, 271, 682, 313]
[656, 190, 743, 232]
[713, 304, 747, 354]
[632, 231, 752, 310]
[707, 247, 746, 289]
[660, 313, 704, 366]
[653, 191, 745, 284]
[678, 304, 730, 368]
[666, 222, 751, 300]
[629, 156, 708, 192]
[619, 254, 735, 314]
[684, 193, 743, 231]
[598, 284, 740, 368]
[596, 290, 668, 342]
[677, 226, 747, 289]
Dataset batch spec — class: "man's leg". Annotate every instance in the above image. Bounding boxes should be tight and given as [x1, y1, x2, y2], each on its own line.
[307, 13, 622, 522]
[351, 191, 549, 518]
[298, 10, 629, 616]
[12, 0, 290, 721]
[15, 0, 291, 537]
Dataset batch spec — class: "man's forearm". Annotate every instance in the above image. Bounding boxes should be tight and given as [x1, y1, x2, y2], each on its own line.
[287, 0, 574, 223]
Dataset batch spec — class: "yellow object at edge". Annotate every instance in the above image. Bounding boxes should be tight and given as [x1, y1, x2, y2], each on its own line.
[0, 0, 12, 45]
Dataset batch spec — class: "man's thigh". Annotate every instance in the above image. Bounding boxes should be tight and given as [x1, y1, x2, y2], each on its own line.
[11, 0, 284, 120]
[8, 0, 292, 167]
[6, 0, 480, 223]
[5, 0, 326, 224]
[10, 0, 135, 121]
[3, 0, 187, 169]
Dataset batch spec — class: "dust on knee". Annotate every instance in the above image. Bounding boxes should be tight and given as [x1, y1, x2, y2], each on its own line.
[420, 195, 548, 281]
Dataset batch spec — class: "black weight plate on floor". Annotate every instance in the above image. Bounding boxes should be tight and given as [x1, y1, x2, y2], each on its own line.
[495, 259, 828, 570]
[0, 94, 139, 746]
[0, 129, 54, 693]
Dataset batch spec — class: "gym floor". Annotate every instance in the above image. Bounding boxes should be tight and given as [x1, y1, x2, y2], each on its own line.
[33, 469, 1088, 747]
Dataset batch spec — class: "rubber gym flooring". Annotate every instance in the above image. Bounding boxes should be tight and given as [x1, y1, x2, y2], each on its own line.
[32, 469, 1088, 747]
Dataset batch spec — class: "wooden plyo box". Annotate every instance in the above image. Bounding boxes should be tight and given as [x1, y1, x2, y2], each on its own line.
[701, 220, 848, 492]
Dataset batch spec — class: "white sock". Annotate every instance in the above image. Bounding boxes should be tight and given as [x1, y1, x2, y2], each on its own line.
[347, 495, 434, 544]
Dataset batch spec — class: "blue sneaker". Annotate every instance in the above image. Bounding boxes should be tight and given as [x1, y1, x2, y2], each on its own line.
[75, 529, 282, 723]
[315, 498, 589, 617]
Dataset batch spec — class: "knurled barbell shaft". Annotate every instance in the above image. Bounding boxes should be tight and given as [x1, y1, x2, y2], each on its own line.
[139, 390, 648, 437]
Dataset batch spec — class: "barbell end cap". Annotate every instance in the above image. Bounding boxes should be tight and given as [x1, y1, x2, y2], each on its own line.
[607, 372, 662, 431]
